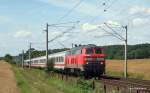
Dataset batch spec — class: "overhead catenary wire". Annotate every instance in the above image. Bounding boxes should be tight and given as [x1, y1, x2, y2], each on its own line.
[57, 41, 67, 48]
[98, 26, 124, 41]
[76, 0, 107, 23]
[48, 26, 76, 43]
[103, 0, 119, 12]
[89, 0, 107, 23]
[57, 0, 85, 23]
[87, 0, 119, 23]
[104, 23, 125, 40]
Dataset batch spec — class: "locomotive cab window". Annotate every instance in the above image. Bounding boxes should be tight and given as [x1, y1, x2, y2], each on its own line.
[95, 48, 102, 54]
[86, 48, 93, 54]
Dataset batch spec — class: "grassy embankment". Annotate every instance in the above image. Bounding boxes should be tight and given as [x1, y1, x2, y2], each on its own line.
[12, 65, 103, 93]
[106, 59, 150, 80]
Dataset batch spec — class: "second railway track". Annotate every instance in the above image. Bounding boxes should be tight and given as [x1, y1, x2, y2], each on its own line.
[100, 75, 150, 93]
[48, 72, 150, 93]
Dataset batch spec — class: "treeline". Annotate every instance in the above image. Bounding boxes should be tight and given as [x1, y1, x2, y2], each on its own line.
[103, 43, 150, 59]
[18, 48, 69, 60]
[9, 43, 150, 63]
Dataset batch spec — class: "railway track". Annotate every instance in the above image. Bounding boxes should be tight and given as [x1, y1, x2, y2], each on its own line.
[100, 75, 150, 93]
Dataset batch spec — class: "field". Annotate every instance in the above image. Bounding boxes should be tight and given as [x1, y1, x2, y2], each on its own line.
[106, 59, 150, 80]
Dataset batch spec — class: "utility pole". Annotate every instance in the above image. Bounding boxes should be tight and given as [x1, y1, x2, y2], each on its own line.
[46, 23, 49, 68]
[72, 43, 74, 48]
[29, 43, 31, 69]
[22, 50, 24, 68]
[99, 23, 128, 78]
[43, 21, 79, 68]
[124, 25, 128, 78]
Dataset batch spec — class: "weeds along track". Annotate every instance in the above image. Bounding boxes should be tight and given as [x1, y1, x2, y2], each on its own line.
[25, 69, 150, 93]
[48, 72, 150, 93]
[100, 75, 150, 93]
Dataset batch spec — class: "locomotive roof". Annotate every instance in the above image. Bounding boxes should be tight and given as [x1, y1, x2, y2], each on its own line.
[65, 44, 101, 55]
[70, 44, 100, 51]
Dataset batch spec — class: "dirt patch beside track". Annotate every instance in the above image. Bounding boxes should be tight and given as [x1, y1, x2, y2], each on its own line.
[0, 60, 20, 93]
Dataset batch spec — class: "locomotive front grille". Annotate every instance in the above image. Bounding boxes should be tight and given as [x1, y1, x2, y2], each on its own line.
[85, 57, 105, 62]
[84, 61, 105, 77]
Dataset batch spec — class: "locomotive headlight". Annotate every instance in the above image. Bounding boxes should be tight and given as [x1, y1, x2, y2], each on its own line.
[100, 62, 104, 65]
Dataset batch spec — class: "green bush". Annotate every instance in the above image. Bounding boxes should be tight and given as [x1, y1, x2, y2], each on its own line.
[4, 54, 13, 63]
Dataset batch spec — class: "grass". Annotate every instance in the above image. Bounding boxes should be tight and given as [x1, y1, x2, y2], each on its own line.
[12, 65, 104, 93]
[106, 59, 150, 80]
[12, 59, 150, 93]
[12, 66, 60, 93]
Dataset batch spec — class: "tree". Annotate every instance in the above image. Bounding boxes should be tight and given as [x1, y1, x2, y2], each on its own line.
[4, 54, 13, 63]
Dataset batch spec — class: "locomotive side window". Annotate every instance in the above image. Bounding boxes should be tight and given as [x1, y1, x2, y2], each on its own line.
[75, 49, 82, 54]
[86, 48, 93, 54]
[95, 48, 102, 54]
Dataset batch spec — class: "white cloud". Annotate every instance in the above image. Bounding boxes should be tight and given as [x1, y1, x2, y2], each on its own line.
[81, 23, 99, 31]
[131, 18, 150, 27]
[129, 6, 150, 15]
[0, 16, 10, 23]
[80, 23, 106, 37]
[14, 30, 32, 38]
[105, 20, 121, 27]
[81, 20, 121, 31]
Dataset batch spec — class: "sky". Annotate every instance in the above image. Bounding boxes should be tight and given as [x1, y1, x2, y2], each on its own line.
[0, 0, 150, 56]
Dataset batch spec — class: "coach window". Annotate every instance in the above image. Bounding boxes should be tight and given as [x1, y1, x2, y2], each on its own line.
[61, 57, 64, 62]
[41, 59, 44, 63]
[60, 57, 62, 62]
[57, 57, 58, 62]
[59, 57, 61, 62]
[86, 48, 93, 54]
[58, 57, 60, 62]
[42, 59, 45, 63]
[75, 49, 82, 54]
[59, 57, 60, 62]
[62, 57, 63, 62]
[60, 57, 61, 62]
[54, 57, 56, 62]
[57, 57, 59, 62]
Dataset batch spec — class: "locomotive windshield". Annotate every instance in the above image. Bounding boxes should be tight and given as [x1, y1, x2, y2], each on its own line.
[86, 48, 93, 54]
[86, 48, 102, 54]
[95, 48, 102, 54]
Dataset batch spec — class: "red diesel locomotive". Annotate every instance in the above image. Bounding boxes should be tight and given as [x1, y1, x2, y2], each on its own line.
[65, 44, 105, 77]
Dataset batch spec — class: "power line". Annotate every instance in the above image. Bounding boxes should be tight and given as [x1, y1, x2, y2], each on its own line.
[87, 0, 119, 23]
[48, 26, 76, 43]
[57, 41, 66, 48]
[103, 0, 118, 12]
[57, 0, 85, 23]
[104, 23, 125, 40]
[89, 0, 106, 23]
[98, 26, 124, 41]
[77, 0, 106, 23]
